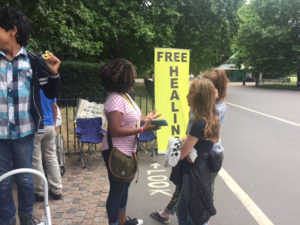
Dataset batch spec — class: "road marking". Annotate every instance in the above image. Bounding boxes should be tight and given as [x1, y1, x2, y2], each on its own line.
[219, 168, 274, 225]
[147, 168, 171, 196]
[227, 102, 300, 127]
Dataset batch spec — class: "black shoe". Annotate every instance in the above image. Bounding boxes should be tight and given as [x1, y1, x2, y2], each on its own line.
[49, 189, 62, 200]
[34, 193, 44, 202]
[124, 216, 143, 225]
[19, 215, 37, 225]
[150, 211, 170, 224]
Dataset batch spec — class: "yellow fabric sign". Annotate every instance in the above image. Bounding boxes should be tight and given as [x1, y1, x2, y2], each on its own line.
[154, 48, 190, 154]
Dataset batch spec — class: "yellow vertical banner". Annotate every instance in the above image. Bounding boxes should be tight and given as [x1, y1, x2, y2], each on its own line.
[154, 48, 190, 154]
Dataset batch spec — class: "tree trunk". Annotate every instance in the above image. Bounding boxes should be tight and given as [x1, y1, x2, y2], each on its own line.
[297, 70, 300, 87]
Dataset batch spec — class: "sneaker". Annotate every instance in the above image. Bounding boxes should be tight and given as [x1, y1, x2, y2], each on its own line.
[19, 215, 37, 225]
[49, 189, 62, 200]
[124, 216, 143, 225]
[34, 193, 44, 202]
[150, 211, 170, 224]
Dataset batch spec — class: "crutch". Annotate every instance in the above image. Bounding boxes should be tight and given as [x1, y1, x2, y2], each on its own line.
[0, 168, 52, 225]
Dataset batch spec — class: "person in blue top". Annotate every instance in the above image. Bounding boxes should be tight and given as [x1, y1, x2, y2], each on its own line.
[32, 89, 62, 202]
[0, 7, 60, 225]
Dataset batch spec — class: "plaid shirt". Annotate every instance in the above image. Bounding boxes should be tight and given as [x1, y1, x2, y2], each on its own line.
[0, 47, 35, 139]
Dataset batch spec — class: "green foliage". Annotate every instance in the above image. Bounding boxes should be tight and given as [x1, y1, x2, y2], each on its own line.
[59, 61, 106, 99]
[0, 0, 244, 75]
[235, 0, 299, 76]
[175, 0, 244, 73]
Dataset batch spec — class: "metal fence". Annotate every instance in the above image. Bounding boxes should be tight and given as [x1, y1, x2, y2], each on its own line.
[57, 94, 154, 155]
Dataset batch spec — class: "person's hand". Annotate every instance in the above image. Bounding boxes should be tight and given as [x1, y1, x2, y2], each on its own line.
[142, 118, 160, 132]
[145, 109, 161, 120]
[186, 155, 193, 163]
[44, 52, 61, 75]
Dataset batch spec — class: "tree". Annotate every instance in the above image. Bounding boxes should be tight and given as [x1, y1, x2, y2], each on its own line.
[235, 0, 299, 85]
[0, 0, 243, 76]
[174, 0, 243, 74]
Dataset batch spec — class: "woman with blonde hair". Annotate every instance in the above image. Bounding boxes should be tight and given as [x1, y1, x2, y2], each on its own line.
[177, 78, 220, 225]
[202, 69, 228, 193]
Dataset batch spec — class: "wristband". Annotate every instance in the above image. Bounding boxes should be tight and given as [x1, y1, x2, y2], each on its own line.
[140, 127, 144, 134]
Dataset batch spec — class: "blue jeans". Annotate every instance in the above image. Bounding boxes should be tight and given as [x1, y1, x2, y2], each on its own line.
[177, 173, 208, 225]
[102, 150, 131, 225]
[0, 135, 35, 225]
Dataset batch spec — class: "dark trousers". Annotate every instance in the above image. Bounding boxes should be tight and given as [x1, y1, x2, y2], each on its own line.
[102, 150, 131, 225]
[0, 135, 35, 225]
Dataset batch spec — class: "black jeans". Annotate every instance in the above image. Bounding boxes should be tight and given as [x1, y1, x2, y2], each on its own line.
[102, 149, 131, 225]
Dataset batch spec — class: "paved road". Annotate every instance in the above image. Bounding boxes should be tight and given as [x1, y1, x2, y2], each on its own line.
[128, 84, 300, 225]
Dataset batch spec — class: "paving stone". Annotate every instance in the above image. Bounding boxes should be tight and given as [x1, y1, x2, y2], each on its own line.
[66, 208, 77, 214]
[63, 198, 73, 203]
[29, 156, 109, 225]
[72, 198, 80, 204]
[53, 212, 64, 219]
[61, 219, 72, 225]
[94, 217, 104, 223]
[97, 201, 106, 207]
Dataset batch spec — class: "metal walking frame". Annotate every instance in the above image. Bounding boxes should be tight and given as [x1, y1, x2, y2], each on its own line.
[0, 168, 52, 225]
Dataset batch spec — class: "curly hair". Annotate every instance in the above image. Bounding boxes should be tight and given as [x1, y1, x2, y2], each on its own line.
[201, 69, 228, 103]
[189, 78, 219, 143]
[0, 6, 32, 46]
[100, 58, 137, 93]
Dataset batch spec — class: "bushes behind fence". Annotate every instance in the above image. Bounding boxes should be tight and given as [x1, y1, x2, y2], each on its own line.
[59, 61, 107, 100]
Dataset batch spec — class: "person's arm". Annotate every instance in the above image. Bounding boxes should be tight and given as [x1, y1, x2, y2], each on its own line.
[52, 102, 58, 131]
[108, 111, 159, 137]
[179, 135, 199, 160]
[37, 52, 60, 99]
[44, 52, 61, 75]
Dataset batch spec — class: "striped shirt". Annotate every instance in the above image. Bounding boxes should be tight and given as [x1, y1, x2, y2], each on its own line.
[0, 47, 35, 139]
[101, 92, 141, 156]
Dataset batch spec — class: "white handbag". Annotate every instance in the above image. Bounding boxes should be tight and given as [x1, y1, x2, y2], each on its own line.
[165, 137, 182, 167]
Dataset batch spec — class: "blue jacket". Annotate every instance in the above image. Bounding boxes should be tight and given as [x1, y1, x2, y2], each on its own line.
[28, 52, 60, 133]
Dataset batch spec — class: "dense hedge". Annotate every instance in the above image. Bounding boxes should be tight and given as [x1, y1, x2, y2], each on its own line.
[58, 61, 106, 101]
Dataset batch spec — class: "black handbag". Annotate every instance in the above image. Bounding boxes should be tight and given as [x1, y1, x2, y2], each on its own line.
[107, 131, 138, 182]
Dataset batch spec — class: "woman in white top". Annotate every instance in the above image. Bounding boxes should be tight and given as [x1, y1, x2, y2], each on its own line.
[100, 58, 159, 225]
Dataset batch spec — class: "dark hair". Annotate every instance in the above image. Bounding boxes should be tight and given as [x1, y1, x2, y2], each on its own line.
[99, 58, 137, 93]
[0, 6, 32, 46]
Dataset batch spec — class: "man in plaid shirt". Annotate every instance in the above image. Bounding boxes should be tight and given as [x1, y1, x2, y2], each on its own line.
[0, 7, 60, 225]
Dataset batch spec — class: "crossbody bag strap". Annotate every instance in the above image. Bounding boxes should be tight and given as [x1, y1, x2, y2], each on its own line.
[107, 129, 113, 150]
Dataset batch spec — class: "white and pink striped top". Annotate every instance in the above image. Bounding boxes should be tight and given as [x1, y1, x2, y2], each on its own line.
[101, 92, 141, 156]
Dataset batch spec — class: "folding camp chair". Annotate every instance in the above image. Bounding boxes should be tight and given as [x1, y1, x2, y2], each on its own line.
[138, 129, 157, 162]
[75, 117, 105, 168]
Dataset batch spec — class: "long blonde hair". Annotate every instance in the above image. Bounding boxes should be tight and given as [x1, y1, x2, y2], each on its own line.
[189, 78, 219, 143]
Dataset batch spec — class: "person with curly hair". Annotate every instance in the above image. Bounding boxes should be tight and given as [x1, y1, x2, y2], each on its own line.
[0, 6, 60, 225]
[100, 58, 160, 225]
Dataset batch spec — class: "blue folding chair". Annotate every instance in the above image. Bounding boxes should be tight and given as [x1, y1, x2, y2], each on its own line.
[138, 127, 157, 162]
[75, 117, 105, 168]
